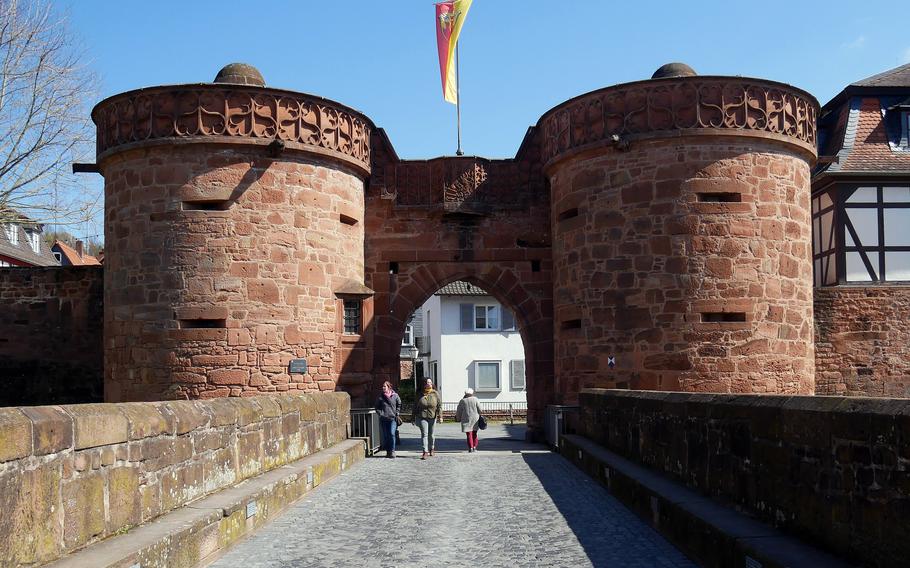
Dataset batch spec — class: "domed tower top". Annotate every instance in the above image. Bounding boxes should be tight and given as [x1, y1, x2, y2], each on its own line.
[651, 62, 697, 79]
[213, 63, 265, 86]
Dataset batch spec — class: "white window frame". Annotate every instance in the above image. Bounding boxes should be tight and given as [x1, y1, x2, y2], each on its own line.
[474, 360, 501, 392]
[5, 224, 18, 245]
[27, 230, 40, 253]
[474, 304, 500, 331]
[510, 360, 526, 390]
[402, 323, 414, 346]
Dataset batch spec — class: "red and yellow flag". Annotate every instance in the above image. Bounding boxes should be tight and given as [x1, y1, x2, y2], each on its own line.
[435, 0, 473, 104]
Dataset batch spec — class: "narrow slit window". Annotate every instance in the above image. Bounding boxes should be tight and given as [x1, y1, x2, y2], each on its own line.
[183, 200, 230, 211]
[558, 208, 579, 222]
[340, 213, 358, 226]
[531, 259, 541, 272]
[697, 193, 741, 203]
[561, 318, 582, 330]
[701, 312, 746, 323]
[179, 318, 227, 329]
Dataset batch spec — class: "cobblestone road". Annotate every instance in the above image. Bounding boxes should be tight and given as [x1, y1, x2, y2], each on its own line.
[209, 423, 696, 568]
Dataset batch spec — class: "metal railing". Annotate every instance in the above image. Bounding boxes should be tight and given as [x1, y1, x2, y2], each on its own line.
[441, 401, 528, 423]
[544, 405, 579, 450]
[350, 408, 382, 455]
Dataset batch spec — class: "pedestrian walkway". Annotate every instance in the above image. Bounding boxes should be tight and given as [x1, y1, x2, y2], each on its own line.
[208, 422, 696, 568]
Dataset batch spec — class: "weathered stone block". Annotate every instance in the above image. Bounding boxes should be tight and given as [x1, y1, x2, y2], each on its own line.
[62, 404, 128, 450]
[20, 406, 73, 456]
[0, 461, 62, 565]
[62, 472, 105, 549]
[119, 402, 170, 440]
[107, 467, 140, 531]
[0, 408, 32, 461]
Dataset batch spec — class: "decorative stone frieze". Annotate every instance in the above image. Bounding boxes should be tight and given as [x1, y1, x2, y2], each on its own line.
[539, 77, 818, 168]
[93, 85, 372, 174]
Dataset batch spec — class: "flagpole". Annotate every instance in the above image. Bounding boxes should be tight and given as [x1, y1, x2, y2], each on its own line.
[455, 42, 463, 156]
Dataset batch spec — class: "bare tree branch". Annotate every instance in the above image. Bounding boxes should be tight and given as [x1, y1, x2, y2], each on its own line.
[0, 0, 98, 226]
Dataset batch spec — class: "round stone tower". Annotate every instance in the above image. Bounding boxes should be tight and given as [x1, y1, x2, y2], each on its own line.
[541, 64, 819, 397]
[93, 64, 372, 401]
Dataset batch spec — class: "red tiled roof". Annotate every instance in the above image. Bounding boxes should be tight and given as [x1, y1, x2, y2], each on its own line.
[840, 97, 910, 172]
[53, 240, 101, 266]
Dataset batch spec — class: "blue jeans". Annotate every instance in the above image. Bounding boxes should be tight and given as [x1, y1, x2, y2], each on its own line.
[418, 418, 436, 453]
[379, 417, 397, 452]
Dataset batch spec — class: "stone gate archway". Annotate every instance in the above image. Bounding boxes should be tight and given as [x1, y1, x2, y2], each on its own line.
[355, 134, 555, 434]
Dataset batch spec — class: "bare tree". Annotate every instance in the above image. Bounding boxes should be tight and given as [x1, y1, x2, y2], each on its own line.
[0, 0, 98, 225]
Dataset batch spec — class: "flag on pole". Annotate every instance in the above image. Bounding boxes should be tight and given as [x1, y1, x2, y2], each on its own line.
[435, 0, 472, 104]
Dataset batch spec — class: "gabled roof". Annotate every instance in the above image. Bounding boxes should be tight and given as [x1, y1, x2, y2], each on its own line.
[0, 214, 58, 266]
[435, 281, 488, 296]
[53, 240, 101, 266]
[852, 63, 910, 87]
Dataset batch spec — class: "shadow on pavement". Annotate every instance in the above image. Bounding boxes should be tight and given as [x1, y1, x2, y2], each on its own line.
[521, 452, 682, 568]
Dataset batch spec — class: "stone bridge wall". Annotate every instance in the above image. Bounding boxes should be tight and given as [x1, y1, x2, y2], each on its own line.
[0, 391, 349, 566]
[576, 389, 909, 567]
[0, 266, 103, 406]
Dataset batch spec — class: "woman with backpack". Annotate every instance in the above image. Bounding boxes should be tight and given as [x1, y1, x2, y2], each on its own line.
[415, 378, 442, 460]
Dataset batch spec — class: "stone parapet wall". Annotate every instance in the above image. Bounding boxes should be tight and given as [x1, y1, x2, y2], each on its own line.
[814, 286, 910, 397]
[576, 389, 909, 567]
[0, 266, 103, 405]
[0, 391, 349, 567]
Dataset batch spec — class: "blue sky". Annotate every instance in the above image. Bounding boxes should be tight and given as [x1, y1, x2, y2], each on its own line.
[62, 0, 910, 239]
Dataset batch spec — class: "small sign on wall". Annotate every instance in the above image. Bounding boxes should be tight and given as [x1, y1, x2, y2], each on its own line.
[289, 359, 308, 374]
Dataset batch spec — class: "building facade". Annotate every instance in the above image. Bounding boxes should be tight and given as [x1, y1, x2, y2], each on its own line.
[416, 281, 526, 406]
[813, 62, 910, 396]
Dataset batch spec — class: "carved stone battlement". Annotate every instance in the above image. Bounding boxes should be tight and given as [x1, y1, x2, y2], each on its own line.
[539, 76, 818, 167]
[92, 85, 373, 173]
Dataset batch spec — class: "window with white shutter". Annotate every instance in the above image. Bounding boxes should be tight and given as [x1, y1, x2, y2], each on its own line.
[510, 360, 526, 390]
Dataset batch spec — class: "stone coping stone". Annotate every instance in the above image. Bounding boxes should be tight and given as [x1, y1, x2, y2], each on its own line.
[561, 434, 852, 568]
[47, 438, 365, 568]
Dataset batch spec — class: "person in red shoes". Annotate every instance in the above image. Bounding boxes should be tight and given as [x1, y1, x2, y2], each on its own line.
[455, 388, 482, 452]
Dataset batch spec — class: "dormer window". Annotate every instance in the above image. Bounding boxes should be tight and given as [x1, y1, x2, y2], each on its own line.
[26, 230, 40, 253]
[4, 224, 18, 245]
[887, 96, 910, 151]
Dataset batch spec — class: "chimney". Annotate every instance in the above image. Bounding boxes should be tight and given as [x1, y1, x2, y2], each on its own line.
[75, 240, 84, 259]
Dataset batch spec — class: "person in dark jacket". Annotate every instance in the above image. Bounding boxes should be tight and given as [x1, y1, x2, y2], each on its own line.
[414, 378, 442, 460]
[374, 381, 401, 458]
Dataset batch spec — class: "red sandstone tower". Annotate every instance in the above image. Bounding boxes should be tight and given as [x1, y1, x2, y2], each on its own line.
[541, 63, 819, 397]
[94, 64, 373, 401]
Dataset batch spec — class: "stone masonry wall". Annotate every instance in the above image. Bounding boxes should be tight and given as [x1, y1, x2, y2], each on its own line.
[0, 266, 103, 405]
[549, 140, 815, 398]
[577, 389, 910, 567]
[0, 391, 349, 566]
[102, 145, 364, 402]
[815, 287, 910, 397]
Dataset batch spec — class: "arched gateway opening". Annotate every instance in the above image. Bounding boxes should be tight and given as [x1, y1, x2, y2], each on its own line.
[381, 273, 551, 432]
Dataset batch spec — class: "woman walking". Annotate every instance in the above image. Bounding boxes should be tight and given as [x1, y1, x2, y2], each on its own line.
[455, 388, 482, 452]
[374, 381, 401, 458]
[415, 378, 442, 460]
